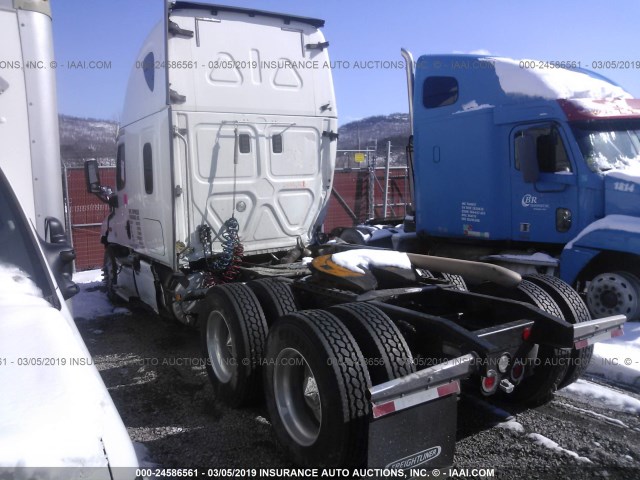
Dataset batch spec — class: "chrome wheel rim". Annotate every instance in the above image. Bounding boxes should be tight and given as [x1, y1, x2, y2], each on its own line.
[587, 271, 640, 320]
[273, 348, 321, 446]
[206, 311, 235, 383]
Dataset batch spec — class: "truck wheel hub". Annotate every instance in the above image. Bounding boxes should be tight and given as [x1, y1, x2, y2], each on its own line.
[273, 348, 321, 447]
[600, 290, 619, 309]
[587, 271, 640, 321]
[206, 311, 235, 383]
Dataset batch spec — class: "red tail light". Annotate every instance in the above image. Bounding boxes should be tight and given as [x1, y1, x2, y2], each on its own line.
[511, 362, 525, 382]
[522, 327, 532, 341]
[481, 370, 498, 394]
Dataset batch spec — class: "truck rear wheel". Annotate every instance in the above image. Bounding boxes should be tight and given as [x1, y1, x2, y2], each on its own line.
[201, 283, 268, 407]
[524, 274, 593, 389]
[330, 302, 415, 384]
[586, 271, 640, 321]
[502, 280, 571, 405]
[264, 310, 370, 467]
[248, 278, 298, 325]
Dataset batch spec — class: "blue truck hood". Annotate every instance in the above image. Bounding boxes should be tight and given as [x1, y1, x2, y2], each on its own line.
[604, 169, 640, 217]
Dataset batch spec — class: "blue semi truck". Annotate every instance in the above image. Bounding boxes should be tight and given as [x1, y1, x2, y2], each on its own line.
[389, 52, 640, 321]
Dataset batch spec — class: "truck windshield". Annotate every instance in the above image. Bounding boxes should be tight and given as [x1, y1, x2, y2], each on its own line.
[571, 120, 640, 173]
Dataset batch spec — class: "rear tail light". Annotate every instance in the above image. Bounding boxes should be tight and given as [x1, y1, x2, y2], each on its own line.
[481, 370, 499, 395]
[522, 327, 532, 341]
[511, 362, 525, 383]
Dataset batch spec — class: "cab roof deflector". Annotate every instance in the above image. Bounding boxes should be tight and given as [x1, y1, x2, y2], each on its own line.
[170, 2, 325, 28]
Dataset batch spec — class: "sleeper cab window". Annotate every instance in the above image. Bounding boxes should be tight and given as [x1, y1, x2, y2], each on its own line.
[239, 133, 251, 154]
[143, 143, 153, 194]
[272, 134, 283, 154]
[423, 76, 459, 108]
[116, 143, 126, 191]
[143, 52, 154, 91]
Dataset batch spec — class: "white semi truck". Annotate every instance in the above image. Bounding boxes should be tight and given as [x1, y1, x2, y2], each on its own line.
[86, 1, 627, 470]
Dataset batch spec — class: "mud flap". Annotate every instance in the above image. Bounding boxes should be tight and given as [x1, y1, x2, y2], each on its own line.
[366, 354, 477, 474]
[367, 383, 458, 472]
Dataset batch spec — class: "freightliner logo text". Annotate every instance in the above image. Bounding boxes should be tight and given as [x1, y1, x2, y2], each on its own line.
[385, 446, 441, 469]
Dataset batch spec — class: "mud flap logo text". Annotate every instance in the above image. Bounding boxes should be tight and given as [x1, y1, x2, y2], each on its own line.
[385, 446, 441, 470]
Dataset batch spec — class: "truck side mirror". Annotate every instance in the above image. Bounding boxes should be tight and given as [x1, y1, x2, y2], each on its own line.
[516, 134, 539, 183]
[41, 216, 79, 300]
[84, 160, 101, 194]
[44, 216, 68, 244]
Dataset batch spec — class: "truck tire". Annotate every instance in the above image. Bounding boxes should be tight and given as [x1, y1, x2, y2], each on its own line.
[201, 283, 268, 407]
[330, 302, 415, 384]
[524, 274, 593, 389]
[248, 278, 298, 325]
[417, 269, 468, 290]
[436, 272, 468, 291]
[264, 310, 370, 467]
[503, 280, 571, 405]
[103, 245, 121, 303]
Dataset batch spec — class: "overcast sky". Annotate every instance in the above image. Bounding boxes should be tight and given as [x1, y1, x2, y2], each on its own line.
[51, 0, 640, 124]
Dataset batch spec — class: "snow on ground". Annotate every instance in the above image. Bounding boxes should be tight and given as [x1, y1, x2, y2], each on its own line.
[527, 433, 592, 463]
[560, 379, 640, 415]
[496, 420, 525, 433]
[72, 269, 130, 320]
[559, 402, 629, 428]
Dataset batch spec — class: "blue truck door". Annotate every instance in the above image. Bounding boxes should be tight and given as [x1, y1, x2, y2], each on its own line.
[510, 123, 580, 244]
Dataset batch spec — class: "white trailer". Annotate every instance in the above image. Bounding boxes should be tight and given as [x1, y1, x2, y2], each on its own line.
[0, 0, 64, 236]
[0, 0, 77, 299]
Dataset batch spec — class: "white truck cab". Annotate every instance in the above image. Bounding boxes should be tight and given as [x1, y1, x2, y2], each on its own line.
[88, 2, 337, 319]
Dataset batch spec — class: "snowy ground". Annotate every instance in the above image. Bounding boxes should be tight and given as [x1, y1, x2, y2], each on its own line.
[72, 269, 130, 321]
